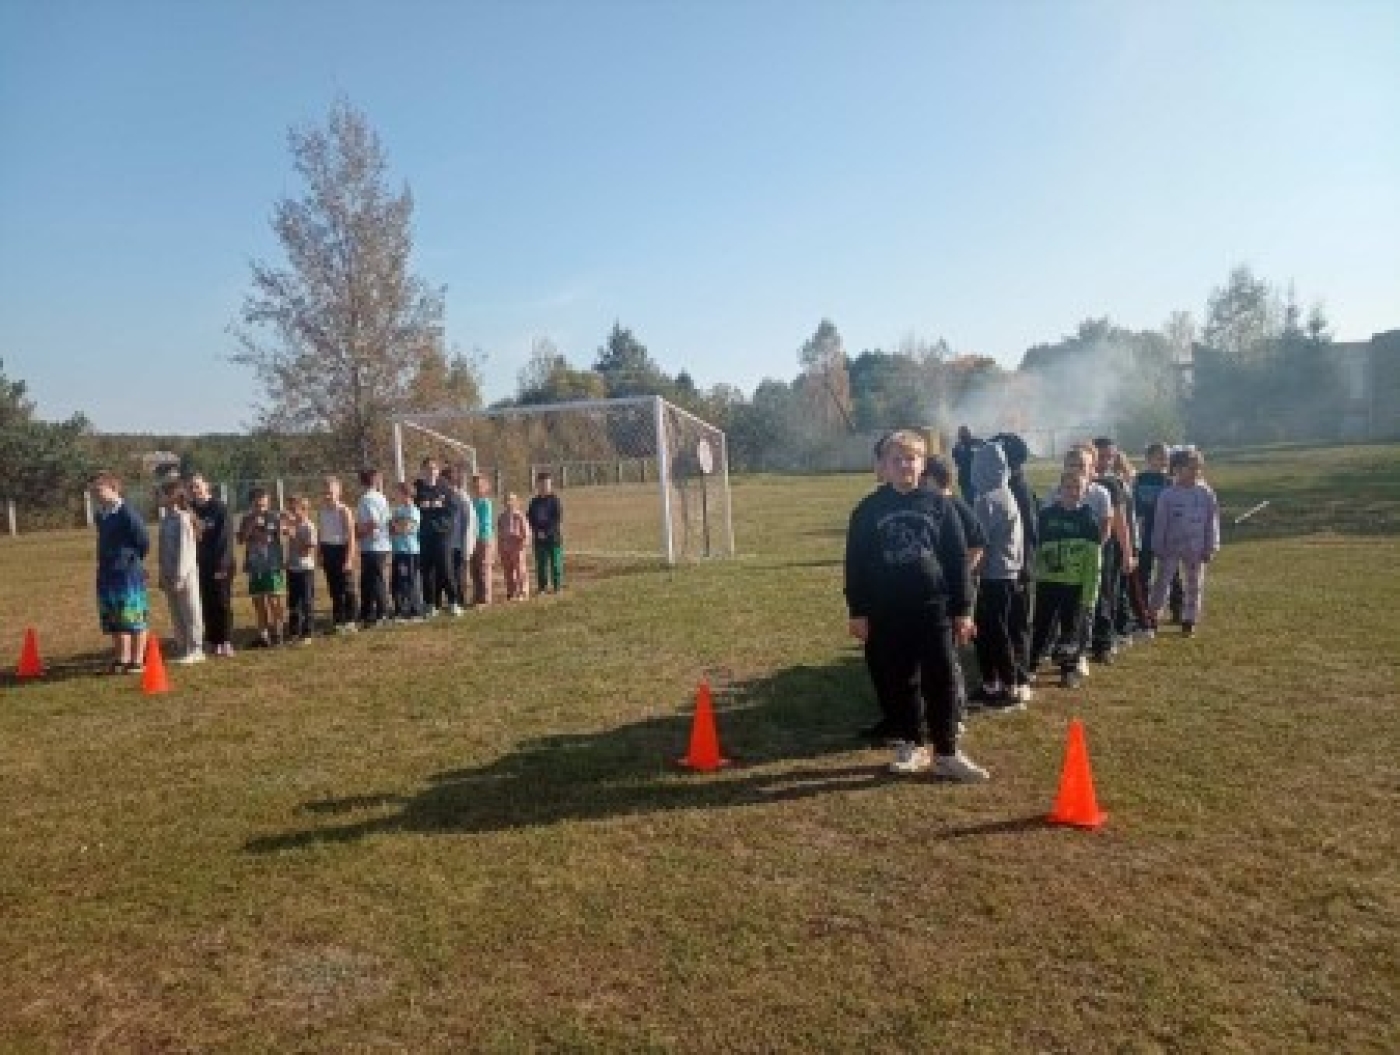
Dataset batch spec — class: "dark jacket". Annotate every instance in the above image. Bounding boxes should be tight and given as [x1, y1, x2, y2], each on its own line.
[192, 496, 235, 575]
[527, 493, 563, 545]
[844, 484, 971, 624]
[96, 501, 149, 578]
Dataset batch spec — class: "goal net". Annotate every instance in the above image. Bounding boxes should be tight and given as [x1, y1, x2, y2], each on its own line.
[391, 396, 734, 565]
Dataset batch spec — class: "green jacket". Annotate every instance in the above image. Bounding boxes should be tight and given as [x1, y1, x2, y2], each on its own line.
[1034, 503, 1102, 608]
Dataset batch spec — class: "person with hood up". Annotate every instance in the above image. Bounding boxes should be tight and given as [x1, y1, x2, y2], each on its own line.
[970, 440, 1029, 710]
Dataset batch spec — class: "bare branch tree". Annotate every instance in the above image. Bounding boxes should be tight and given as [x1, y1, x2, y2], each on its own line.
[231, 98, 446, 467]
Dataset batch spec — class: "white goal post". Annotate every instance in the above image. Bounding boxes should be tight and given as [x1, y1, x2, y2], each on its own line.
[391, 396, 735, 565]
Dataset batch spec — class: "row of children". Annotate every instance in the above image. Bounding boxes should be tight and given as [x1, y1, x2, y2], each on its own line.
[88, 463, 568, 673]
[845, 428, 1220, 781]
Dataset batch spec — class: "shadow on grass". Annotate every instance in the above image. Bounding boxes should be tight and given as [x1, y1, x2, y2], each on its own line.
[1, 649, 129, 686]
[246, 656, 899, 852]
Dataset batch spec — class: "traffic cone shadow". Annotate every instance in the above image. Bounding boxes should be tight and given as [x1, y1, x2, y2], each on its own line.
[16, 627, 45, 678]
[1047, 718, 1107, 829]
[141, 636, 171, 695]
[677, 680, 729, 772]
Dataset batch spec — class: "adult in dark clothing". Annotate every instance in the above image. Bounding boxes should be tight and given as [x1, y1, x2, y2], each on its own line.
[414, 458, 461, 615]
[846, 430, 987, 782]
[950, 425, 982, 504]
[189, 473, 236, 657]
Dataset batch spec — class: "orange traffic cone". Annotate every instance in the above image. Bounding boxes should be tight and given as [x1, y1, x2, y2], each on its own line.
[678, 680, 728, 772]
[16, 627, 45, 678]
[141, 636, 171, 695]
[1048, 718, 1107, 829]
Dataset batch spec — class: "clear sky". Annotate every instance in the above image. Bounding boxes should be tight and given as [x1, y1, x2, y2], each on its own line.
[2, 0, 1397, 433]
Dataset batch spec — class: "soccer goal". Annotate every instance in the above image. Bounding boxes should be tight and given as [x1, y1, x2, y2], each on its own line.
[391, 396, 735, 565]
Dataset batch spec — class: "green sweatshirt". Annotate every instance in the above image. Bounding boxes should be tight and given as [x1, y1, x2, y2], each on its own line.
[1034, 503, 1103, 608]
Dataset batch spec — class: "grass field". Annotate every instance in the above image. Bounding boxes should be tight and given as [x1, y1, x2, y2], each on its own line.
[2, 444, 1397, 1052]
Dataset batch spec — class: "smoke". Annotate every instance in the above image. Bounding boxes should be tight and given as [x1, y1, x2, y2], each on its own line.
[936, 337, 1181, 458]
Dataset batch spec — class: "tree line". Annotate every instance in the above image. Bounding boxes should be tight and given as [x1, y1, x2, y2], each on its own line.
[1, 100, 1369, 522]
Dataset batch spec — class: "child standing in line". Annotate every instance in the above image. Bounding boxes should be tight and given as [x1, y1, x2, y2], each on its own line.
[970, 441, 1028, 710]
[845, 430, 987, 782]
[90, 471, 150, 674]
[497, 492, 531, 601]
[1132, 443, 1172, 637]
[470, 474, 496, 606]
[919, 455, 984, 727]
[446, 464, 478, 609]
[390, 481, 424, 622]
[318, 476, 357, 634]
[237, 487, 288, 648]
[1027, 470, 1103, 689]
[527, 471, 564, 594]
[285, 495, 318, 645]
[1149, 450, 1220, 637]
[158, 479, 204, 664]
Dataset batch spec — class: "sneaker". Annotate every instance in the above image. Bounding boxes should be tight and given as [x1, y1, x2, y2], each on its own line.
[424, 607, 437, 619]
[1060, 668, 1083, 690]
[888, 742, 932, 775]
[1182, 622, 1196, 638]
[1011, 683, 1033, 704]
[249, 636, 270, 649]
[933, 751, 990, 782]
[173, 652, 204, 666]
[1134, 628, 1156, 643]
[126, 663, 145, 675]
[983, 693, 1027, 715]
[450, 604, 465, 617]
[1091, 649, 1115, 666]
[1076, 656, 1090, 677]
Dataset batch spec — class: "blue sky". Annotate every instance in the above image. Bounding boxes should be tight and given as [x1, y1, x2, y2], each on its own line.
[2, 0, 1397, 433]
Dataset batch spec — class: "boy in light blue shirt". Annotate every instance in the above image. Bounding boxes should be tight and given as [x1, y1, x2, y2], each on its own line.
[389, 481, 423, 621]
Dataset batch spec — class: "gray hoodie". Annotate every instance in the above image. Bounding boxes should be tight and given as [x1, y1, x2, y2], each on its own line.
[971, 442, 1023, 580]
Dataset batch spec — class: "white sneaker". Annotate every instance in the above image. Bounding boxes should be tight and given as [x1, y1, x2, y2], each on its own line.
[1076, 656, 1090, 677]
[889, 742, 932, 775]
[450, 604, 465, 617]
[173, 652, 204, 666]
[933, 752, 991, 782]
[1011, 684, 1033, 703]
[424, 607, 437, 619]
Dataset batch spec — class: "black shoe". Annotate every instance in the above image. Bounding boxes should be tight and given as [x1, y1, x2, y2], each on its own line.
[1182, 622, 1196, 638]
[981, 690, 1025, 714]
[1060, 669, 1083, 689]
[1091, 649, 1115, 666]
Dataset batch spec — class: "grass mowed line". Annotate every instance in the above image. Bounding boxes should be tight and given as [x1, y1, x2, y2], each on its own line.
[2, 448, 1398, 1052]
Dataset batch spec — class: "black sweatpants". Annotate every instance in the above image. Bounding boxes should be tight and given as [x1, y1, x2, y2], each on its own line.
[1031, 582, 1087, 673]
[358, 551, 389, 626]
[199, 572, 233, 648]
[287, 569, 316, 638]
[865, 614, 959, 755]
[420, 535, 457, 610]
[1091, 540, 1122, 654]
[319, 543, 355, 628]
[974, 579, 1023, 689]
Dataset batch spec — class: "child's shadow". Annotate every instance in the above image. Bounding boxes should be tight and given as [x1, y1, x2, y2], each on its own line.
[246, 656, 890, 852]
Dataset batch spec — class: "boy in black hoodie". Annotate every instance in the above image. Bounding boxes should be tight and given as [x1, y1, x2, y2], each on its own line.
[846, 430, 988, 782]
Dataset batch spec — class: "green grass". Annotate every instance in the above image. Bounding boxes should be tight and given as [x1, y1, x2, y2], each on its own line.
[2, 445, 1398, 1052]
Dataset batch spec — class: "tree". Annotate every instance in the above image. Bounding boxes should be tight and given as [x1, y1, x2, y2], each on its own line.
[593, 322, 666, 398]
[797, 319, 854, 432]
[516, 338, 606, 405]
[407, 343, 483, 412]
[0, 358, 93, 521]
[1203, 265, 1280, 360]
[232, 98, 446, 468]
